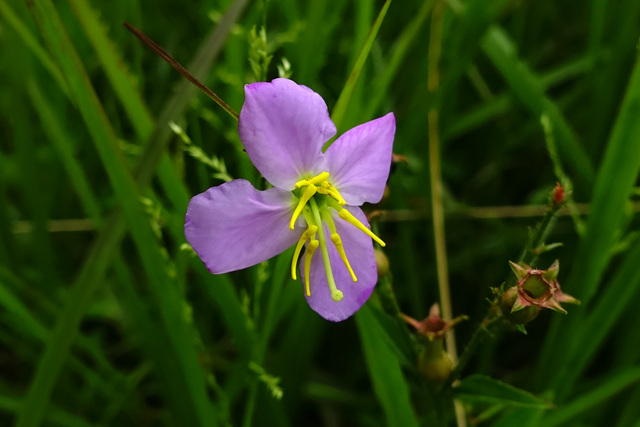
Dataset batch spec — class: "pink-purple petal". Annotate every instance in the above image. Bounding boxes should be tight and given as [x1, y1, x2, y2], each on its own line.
[324, 113, 396, 205]
[238, 78, 336, 190]
[303, 207, 377, 322]
[185, 179, 301, 274]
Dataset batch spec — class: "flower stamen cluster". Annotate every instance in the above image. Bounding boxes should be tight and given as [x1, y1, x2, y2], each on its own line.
[289, 171, 386, 302]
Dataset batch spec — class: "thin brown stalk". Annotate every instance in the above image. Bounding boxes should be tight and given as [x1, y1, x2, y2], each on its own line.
[123, 22, 239, 121]
[427, 2, 467, 426]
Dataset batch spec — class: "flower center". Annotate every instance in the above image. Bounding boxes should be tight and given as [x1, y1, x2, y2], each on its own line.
[288, 171, 385, 302]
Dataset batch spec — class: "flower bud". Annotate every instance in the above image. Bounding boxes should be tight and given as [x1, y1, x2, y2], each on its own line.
[551, 182, 565, 206]
[374, 249, 390, 277]
[418, 338, 452, 382]
[402, 304, 467, 383]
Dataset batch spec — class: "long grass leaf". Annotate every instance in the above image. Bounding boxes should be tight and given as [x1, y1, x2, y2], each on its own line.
[454, 375, 552, 409]
[16, 0, 248, 424]
[355, 304, 419, 427]
[27, 81, 101, 221]
[544, 367, 640, 427]
[330, 0, 392, 132]
[364, 0, 434, 120]
[481, 26, 595, 191]
[542, 52, 640, 397]
[0, 395, 94, 427]
[562, 50, 640, 305]
[0, 0, 68, 96]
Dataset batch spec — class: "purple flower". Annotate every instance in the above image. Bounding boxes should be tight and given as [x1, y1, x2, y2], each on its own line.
[185, 78, 395, 321]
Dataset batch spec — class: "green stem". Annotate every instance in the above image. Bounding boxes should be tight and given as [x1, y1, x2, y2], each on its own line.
[426, 0, 457, 366]
[442, 316, 501, 391]
[518, 202, 562, 265]
[445, 199, 563, 391]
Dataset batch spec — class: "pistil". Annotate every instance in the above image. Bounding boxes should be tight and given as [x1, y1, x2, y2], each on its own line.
[309, 198, 343, 302]
[322, 210, 357, 282]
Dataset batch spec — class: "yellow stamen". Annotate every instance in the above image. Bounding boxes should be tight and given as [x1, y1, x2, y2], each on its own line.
[331, 233, 357, 282]
[291, 225, 318, 280]
[304, 239, 320, 297]
[326, 188, 347, 205]
[289, 184, 317, 230]
[319, 181, 347, 205]
[338, 209, 386, 247]
[309, 198, 344, 302]
[294, 171, 330, 189]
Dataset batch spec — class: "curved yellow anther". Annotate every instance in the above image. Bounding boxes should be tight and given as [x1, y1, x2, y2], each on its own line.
[295, 171, 330, 189]
[291, 225, 318, 280]
[319, 181, 346, 205]
[304, 240, 320, 297]
[290, 184, 317, 230]
[331, 233, 357, 282]
[337, 209, 386, 247]
[326, 188, 347, 205]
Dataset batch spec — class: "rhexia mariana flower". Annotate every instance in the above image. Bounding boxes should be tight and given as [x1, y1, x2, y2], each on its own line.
[185, 78, 395, 321]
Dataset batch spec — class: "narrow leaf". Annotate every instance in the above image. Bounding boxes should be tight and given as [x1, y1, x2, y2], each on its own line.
[545, 367, 640, 427]
[331, 0, 392, 131]
[455, 375, 553, 409]
[481, 26, 595, 191]
[355, 304, 419, 427]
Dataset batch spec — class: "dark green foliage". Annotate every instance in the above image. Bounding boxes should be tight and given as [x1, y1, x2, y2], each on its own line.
[1, 0, 639, 425]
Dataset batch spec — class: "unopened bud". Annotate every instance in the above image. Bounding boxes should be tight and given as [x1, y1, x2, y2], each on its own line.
[374, 249, 390, 277]
[551, 182, 565, 206]
[418, 339, 452, 382]
[402, 304, 467, 383]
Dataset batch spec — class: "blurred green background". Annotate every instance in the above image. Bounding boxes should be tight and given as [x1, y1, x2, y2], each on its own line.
[1, 0, 640, 425]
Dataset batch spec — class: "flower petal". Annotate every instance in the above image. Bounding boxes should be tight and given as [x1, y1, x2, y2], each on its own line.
[324, 113, 395, 205]
[239, 78, 336, 189]
[185, 179, 301, 274]
[303, 207, 377, 321]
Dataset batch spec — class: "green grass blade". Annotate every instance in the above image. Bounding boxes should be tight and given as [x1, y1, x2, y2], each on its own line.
[330, 0, 392, 132]
[0, 394, 94, 427]
[67, 0, 154, 139]
[0, 0, 68, 96]
[364, 0, 434, 120]
[454, 375, 553, 409]
[541, 52, 640, 396]
[295, 0, 348, 84]
[355, 304, 419, 427]
[481, 26, 595, 192]
[552, 238, 640, 396]
[26, 81, 102, 222]
[66, 0, 195, 218]
[445, 54, 594, 139]
[544, 367, 640, 427]
[562, 50, 640, 305]
[16, 0, 251, 424]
